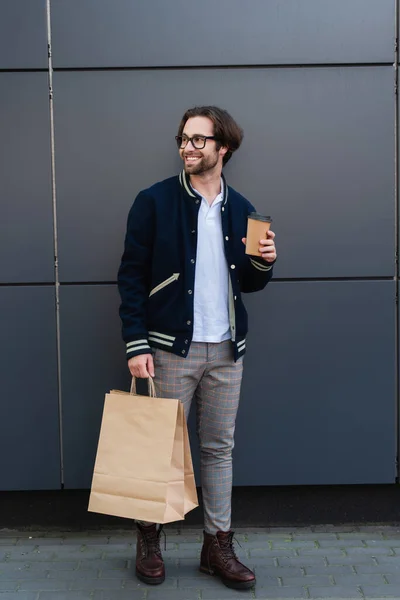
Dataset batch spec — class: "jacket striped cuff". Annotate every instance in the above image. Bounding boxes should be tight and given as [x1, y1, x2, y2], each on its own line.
[126, 338, 152, 358]
[250, 257, 273, 272]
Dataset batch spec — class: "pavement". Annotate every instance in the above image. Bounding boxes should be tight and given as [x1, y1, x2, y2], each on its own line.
[1, 525, 400, 600]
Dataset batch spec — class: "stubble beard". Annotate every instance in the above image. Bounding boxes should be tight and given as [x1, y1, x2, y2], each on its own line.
[184, 152, 219, 176]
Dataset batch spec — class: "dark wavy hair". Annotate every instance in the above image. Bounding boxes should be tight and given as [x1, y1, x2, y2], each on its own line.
[177, 106, 244, 166]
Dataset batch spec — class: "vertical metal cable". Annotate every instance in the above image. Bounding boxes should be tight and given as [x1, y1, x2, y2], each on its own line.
[395, 0, 399, 482]
[46, 0, 64, 487]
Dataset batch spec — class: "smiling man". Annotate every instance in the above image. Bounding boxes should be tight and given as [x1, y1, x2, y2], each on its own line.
[118, 106, 277, 590]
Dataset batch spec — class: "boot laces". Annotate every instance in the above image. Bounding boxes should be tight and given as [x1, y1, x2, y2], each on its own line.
[219, 532, 239, 562]
[142, 527, 166, 558]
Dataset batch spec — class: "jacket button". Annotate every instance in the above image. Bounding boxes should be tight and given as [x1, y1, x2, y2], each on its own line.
[234, 296, 237, 300]
[225, 236, 229, 241]
[185, 339, 188, 344]
[191, 230, 196, 234]
[195, 199, 200, 204]
[181, 350, 186, 355]
[188, 289, 193, 294]
[191, 259, 195, 264]
[230, 264, 236, 269]
[187, 320, 191, 325]
[222, 207, 225, 212]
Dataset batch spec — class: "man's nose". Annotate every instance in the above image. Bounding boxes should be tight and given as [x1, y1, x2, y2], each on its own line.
[185, 139, 196, 151]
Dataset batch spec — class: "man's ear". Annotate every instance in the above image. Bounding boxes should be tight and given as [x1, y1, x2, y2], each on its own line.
[220, 146, 229, 157]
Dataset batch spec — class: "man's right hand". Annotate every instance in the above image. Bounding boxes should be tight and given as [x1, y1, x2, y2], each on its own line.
[128, 353, 155, 378]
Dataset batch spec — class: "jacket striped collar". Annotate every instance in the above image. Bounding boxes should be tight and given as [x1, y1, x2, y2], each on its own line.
[179, 169, 228, 206]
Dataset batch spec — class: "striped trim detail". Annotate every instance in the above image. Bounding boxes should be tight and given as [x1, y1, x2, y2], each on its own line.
[222, 173, 228, 205]
[237, 339, 246, 351]
[148, 331, 176, 348]
[126, 339, 151, 354]
[127, 339, 149, 348]
[126, 345, 151, 354]
[180, 170, 196, 197]
[148, 331, 175, 341]
[148, 336, 174, 347]
[250, 258, 273, 272]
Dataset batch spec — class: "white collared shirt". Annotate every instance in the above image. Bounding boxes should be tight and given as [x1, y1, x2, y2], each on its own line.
[192, 181, 231, 343]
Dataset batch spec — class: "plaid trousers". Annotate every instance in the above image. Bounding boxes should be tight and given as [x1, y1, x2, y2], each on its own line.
[153, 340, 243, 534]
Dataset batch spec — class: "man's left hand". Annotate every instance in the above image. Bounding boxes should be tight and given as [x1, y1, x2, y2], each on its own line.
[242, 230, 277, 263]
[259, 230, 277, 263]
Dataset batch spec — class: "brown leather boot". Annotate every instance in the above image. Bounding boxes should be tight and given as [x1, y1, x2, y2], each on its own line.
[135, 523, 165, 585]
[200, 530, 256, 590]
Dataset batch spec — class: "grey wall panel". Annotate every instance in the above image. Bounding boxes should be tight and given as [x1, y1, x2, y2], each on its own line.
[0, 0, 48, 69]
[60, 281, 396, 488]
[50, 0, 395, 68]
[59, 285, 130, 488]
[0, 287, 60, 490]
[0, 73, 54, 283]
[54, 67, 394, 282]
[234, 280, 396, 485]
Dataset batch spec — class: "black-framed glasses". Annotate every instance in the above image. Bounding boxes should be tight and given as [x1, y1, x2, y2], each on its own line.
[175, 135, 218, 150]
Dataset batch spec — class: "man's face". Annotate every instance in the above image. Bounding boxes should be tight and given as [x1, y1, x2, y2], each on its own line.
[179, 116, 226, 176]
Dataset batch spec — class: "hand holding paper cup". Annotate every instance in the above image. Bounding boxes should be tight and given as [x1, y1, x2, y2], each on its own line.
[245, 212, 272, 257]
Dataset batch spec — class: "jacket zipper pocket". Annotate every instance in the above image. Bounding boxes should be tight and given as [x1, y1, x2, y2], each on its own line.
[149, 273, 180, 297]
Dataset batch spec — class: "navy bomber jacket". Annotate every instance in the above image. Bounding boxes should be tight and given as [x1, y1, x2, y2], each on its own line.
[117, 170, 274, 362]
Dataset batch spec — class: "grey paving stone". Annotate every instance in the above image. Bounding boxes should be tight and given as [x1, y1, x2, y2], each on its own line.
[51, 548, 105, 560]
[78, 559, 128, 569]
[281, 575, 333, 586]
[0, 582, 18, 591]
[373, 555, 400, 565]
[361, 584, 400, 597]
[295, 548, 345, 556]
[244, 557, 278, 567]
[201, 588, 254, 599]
[98, 568, 130, 578]
[5, 550, 56, 562]
[69, 578, 124, 590]
[94, 592, 147, 600]
[308, 585, 363, 598]
[277, 556, 327, 566]
[16, 539, 64, 547]
[39, 594, 93, 600]
[325, 555, 376, 565]
[355, 564, 400, 574]
[147, 590, 201, 600]
[0, 570, 49, 580]
[255, 566, 304, 577]
[334, 574, 387, 585]
[28, 561, 79, 570]
[249, 548, 295, 557]
[345, 547, 394, 555]
[46, 569, 99, 579]
[123, 576, 177, 589]
[0, 594, 39, 600]
[381, 572, 400, 583]
[317, 540, 367, 548]
[254, 588, 306, 599]
[16, 580, 69, 592]
[304, 565, 354, 575]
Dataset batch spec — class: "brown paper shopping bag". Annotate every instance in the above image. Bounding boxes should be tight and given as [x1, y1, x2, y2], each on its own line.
[88, 377, 198, 523]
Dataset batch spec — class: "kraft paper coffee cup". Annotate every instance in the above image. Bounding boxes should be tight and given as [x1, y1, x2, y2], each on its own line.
[245, 212, 272, 257]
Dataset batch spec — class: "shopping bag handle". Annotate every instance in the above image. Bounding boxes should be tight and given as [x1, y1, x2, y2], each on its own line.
[130, 376, 157, 398]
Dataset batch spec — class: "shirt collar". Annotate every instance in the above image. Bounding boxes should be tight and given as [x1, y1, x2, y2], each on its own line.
[179, 169, 228, 206]
[192, 179, 224, 207]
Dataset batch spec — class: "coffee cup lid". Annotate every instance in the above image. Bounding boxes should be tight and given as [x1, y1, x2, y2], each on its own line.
[248, 212, 272, 223]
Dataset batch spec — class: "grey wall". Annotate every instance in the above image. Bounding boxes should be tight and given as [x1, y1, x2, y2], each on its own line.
[0, 0, 397, 490]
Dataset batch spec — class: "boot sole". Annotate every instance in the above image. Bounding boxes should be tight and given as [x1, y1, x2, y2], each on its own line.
[136, 570, 165, 585]
[199, 565, 255, 590]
